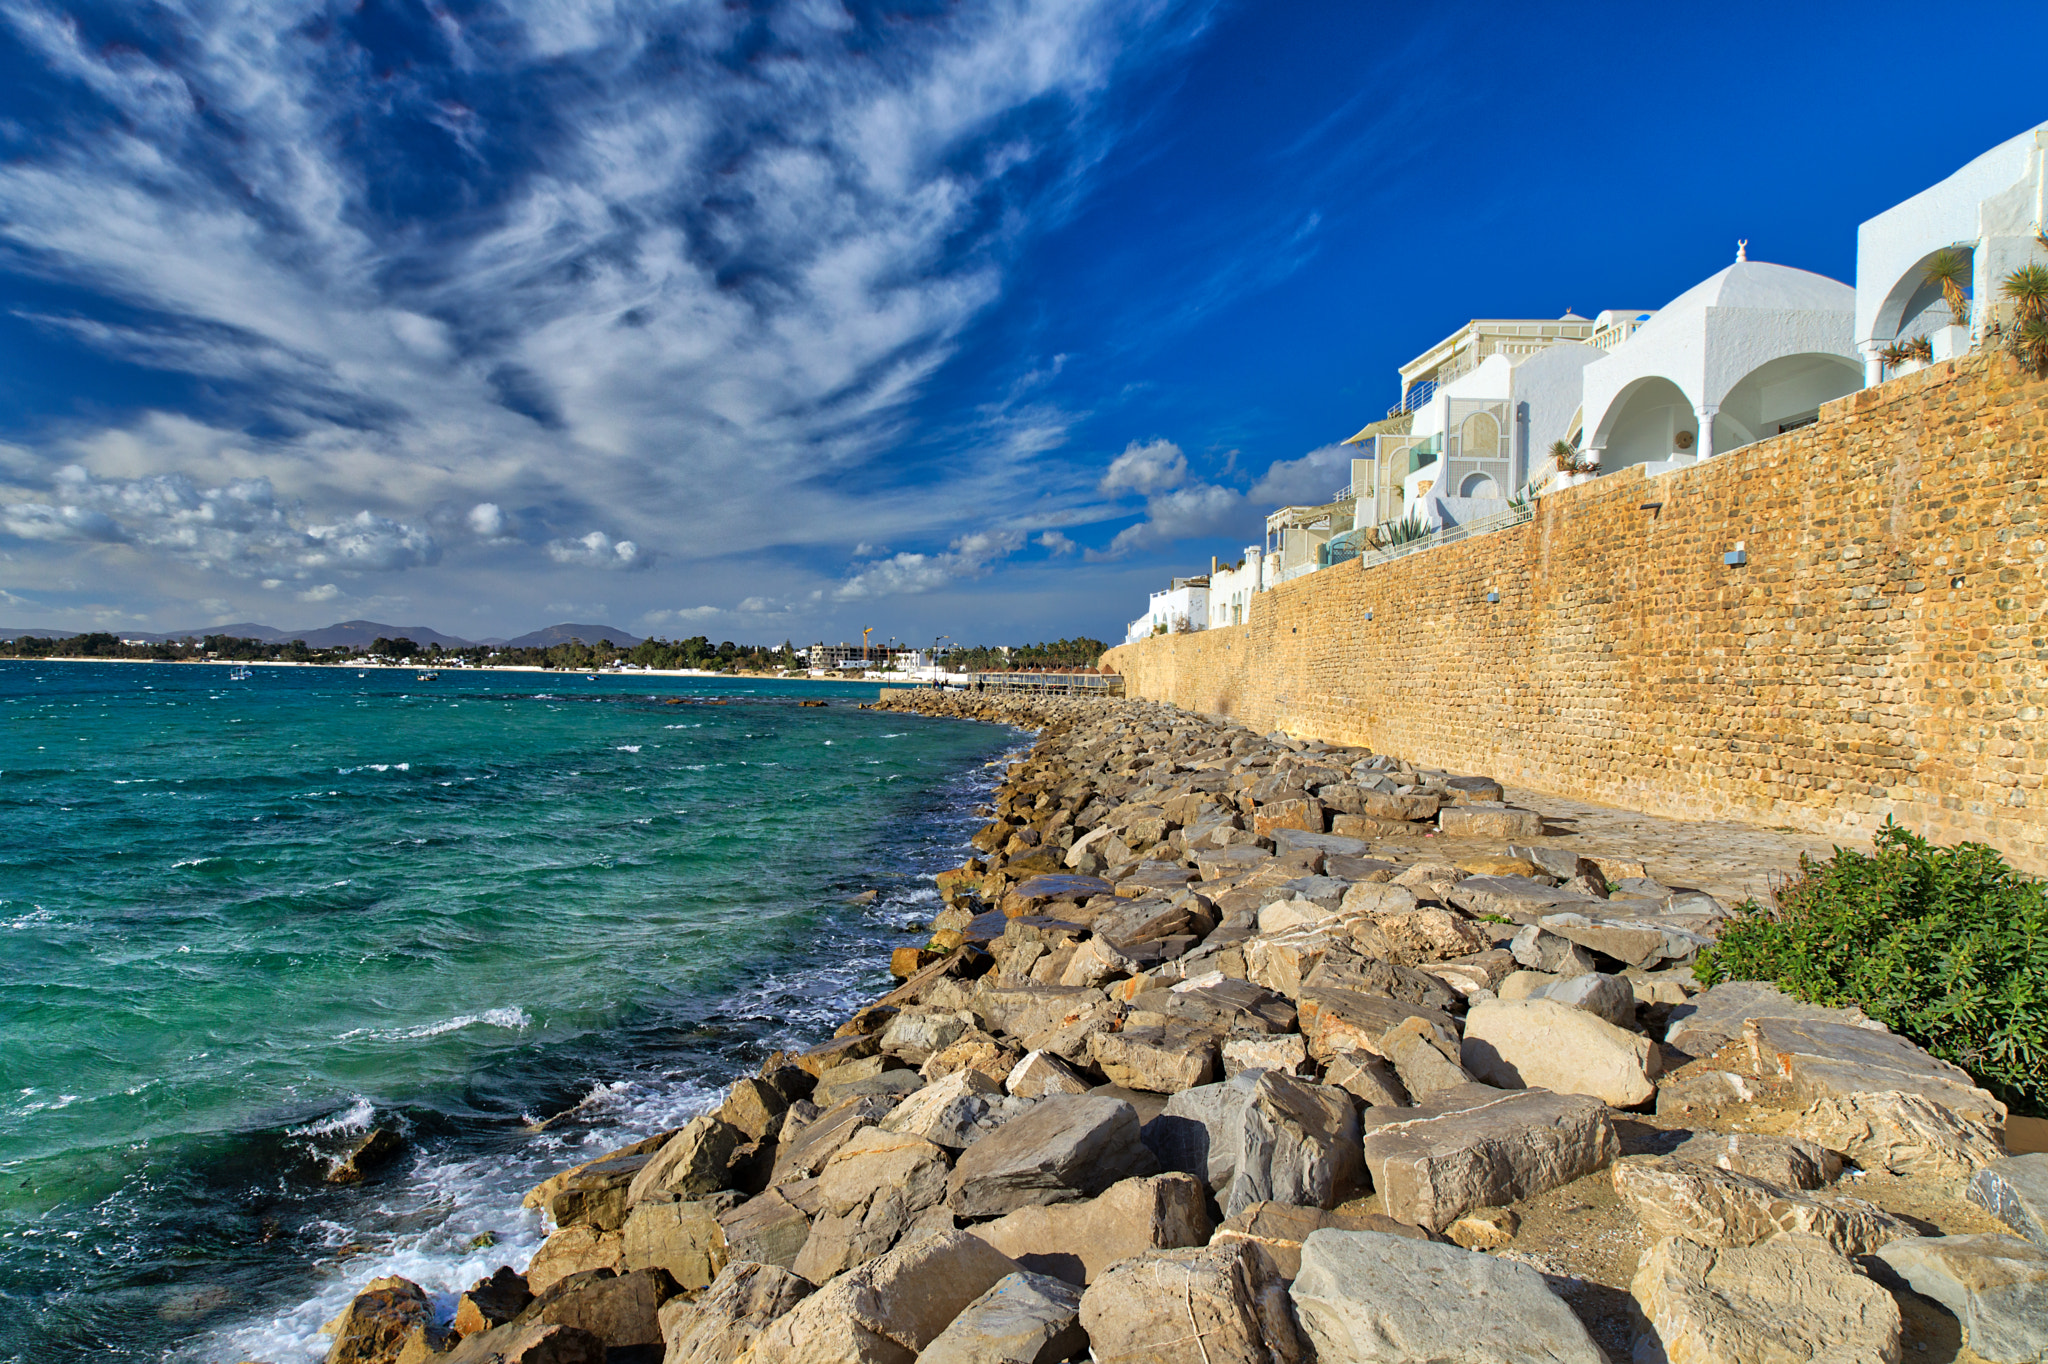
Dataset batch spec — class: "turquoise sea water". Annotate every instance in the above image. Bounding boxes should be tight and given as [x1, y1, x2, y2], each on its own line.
[0, 661, 1014, 1362]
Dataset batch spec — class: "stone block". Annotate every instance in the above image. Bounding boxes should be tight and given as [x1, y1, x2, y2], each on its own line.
[1631, 1233, 1901, 1364]
[1087, 1023, 1218, 1093]
[1610, 1156, 1910, 1256]
[659, 1261, 812, 1364]
[1969, 1154, 2048, 1246]
[948, 1095, 1159, 1218]
[1789, 1089, 2005, 1182]
[1225, 1071, 1364, 1218]
[972, 1173, 1212, 1286]
[1437, 804, 1544, 839]
[1460, 997, 1661, 1107]
[621, 1197, 731, 1290]
[915, 1271, 1086, 1364]
[793, 1127, 951, 1283]
[744, 1230, 1023, 1362]
[1874, 1233, 2048, 1364]
[1359, 1083, 1618, 1232]
[1077, 1239, 1303, 1364]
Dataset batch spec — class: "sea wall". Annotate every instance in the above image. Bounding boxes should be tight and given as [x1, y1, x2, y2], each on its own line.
[1105, 351, 2048, 872]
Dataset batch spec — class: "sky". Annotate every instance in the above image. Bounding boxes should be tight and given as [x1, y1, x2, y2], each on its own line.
[1, 0, 2044, 647]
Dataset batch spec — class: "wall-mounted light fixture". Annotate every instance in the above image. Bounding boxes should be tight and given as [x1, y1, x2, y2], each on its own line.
[1486, 591, 1500, 603]
[1951, 574, 1966, 589]
[1363, 610, 1373, 621]
[1724, 541, 1748, 567]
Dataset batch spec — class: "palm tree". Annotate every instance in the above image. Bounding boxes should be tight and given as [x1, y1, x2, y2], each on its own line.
[2003, 264, 2048, 373]
[1549, 438, 1579, 473]
[1923, 250, 1971, 329]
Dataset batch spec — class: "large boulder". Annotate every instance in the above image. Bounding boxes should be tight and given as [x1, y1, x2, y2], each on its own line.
[1667, 1131, 1843, 1191]
[1358, 1084, 1618, 1232]
[1006, 1050, 1093, 1098]
[1225, 1071, 1364, 1218]
[770, 1094, 898, 1185]
[1087, 1023, 1219, 1093]
[915, 1271, 1086, 1364]
[322, 1276, 432, 1364]
[1380, 1015, 1471, 1101]
[1662, 980, 1874, 1057]
[1214, 1204, 1436, 1282]
[1460, 997, 1661, 1107]
[972, 1173, 1211, 1285]
[1078, 1239, 1303, 1364]
[522, 1267, 679, 1350]
[547, 1151, 656, 1231]
[1788, 1089, 2006, 1182]
[1289, 1230, 1604, 1363]
[1142, 1071, 1262, 1192]
[741, 1230, 1022, 1363]
[524, 1224, 625, 1296]
[1610, 1156, 1911, 1256]
[1631, 1233, 1903, 1364]
[793, 1127, 951, 1283]
[1296, 987, 1457, 1064]
[877, 1068, 999, 1149]
[444, 1323, 606, 1364]
[660, 1260, 812, 1364]
[452, 1268, 532, 1337]
[1437, 804, 1544, 839]
[1874, 1233, 2048, 1364]
[1970, 1154, 2048, 1246]
[627, 1113, 746, 1205]
[621, 1196, 733, 1290]
[719, 1186, 814, 1270]
[1524, 971, 1638, 1031]
[948, 1095, 1159, 1218]
[1747, 1016, 2006, 1126]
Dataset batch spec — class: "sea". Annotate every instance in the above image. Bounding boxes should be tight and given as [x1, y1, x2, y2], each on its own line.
[0, 659, 1017, 1362]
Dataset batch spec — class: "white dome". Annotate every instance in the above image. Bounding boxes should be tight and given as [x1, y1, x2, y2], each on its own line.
[1629, 261, 1853, 349]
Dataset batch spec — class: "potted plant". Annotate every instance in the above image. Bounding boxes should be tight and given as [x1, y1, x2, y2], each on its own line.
[2001, 263, 2048, 374]
[1923, 250, 1971, 330]
[1905, 335, 1934, 363]
[1877, 341, 1911, 376]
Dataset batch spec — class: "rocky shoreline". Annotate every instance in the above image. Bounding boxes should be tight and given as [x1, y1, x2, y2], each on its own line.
[309, 692, 2048, 1364]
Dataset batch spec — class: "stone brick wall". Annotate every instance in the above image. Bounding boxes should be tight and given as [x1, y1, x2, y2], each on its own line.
[1104, 352, 2048, 872]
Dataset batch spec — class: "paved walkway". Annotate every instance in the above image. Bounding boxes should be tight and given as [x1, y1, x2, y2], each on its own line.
[1497, 783, 1869, 908]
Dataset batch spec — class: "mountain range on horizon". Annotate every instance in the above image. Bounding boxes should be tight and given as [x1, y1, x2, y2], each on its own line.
[0, 619, 645, 650]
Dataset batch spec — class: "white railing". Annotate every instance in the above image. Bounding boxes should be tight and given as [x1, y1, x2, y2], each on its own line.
[1335, 502, 1534, 572]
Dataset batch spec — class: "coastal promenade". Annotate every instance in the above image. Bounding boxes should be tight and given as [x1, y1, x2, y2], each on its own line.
[310, 689, 2045, 1364]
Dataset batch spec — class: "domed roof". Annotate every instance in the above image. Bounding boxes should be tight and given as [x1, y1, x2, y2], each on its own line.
[1638, 261, 1854, 340]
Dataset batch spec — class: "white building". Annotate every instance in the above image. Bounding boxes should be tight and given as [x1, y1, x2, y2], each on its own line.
[1347, 314, 1647, 530]
[1856, 120, 2048, 383]
[1126, 576, 1209, 642]
[1208, 550, 1264, 628]
[1579, 254, 1862, 476]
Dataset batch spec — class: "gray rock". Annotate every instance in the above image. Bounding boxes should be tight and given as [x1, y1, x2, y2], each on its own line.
[1874, 1233, 2048, 1364]
[1749, 1016, 2006, 1126]
[1142, 1070, 1263, 1192]
[1661, 979, 1873, 1057]
[792, 1127, 951, 1283]
[1610, 1155, 1911, 1256]
[625, 1113, 744, 1206]
[1507, 925, 1598, 977]
[1289, 1229, 1604, 1363]
[1507, 845, 1605, 885]
[1668, 1131, 1843, 1190]
[1321, 1050, 1410, 1108]
[948, 1095, 1159, 1218]
[770, 1094, 899, 1185]
[1970, 1154, 2048, 1246]
[658, 1260, 812, 1364]
[877, 1068, 998, 1149]
[1437, 805, 1544, 839]
[1359, 1084, 1618, 1232]
[1789, 1088, 2006, 1181]
[1225, 1071, 1364, 1218]
[916, 1271, 1086, 1364]
[1380, 1014, 1471, 1101]
[1270, 829, 1370, 858]
[1086, 1022, 1220, 1093]
[1528, 970, 1638, 1031]
[718, 1186, 813, 1270]
[1078, 1239, 1303, 1364]
[521, 1266, 680, 1350]
[1632, 1233, 1902, 1364]
[1448, 876, 1594, 923]
[621, 1197, 734, 1290]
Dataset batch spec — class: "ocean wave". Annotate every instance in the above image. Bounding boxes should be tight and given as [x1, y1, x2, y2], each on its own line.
[616, 745, 641, 753]
[336, 762, 413, 775]
[172, 856, 218, 868]
[288, 1096, 375, 1138]
[335, 1008, 533, 1044]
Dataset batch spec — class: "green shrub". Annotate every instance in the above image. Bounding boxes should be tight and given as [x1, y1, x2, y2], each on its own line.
[1696, 821, 2048, 1116]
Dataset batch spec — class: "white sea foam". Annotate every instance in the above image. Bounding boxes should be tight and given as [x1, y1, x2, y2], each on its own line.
[616, 745, 641, 753]
[335, 1008, 534, 1044]
[288, 1097, 375, 1138]
[172, 856, 218, 868]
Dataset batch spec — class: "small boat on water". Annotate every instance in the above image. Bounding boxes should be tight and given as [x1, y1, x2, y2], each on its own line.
[586, 673, 600, 681]
[228, 665, 253, 681]
[416, 671, 440, 680]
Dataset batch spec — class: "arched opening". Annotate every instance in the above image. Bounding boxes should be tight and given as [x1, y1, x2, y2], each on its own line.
[1713, 353, 1864, 453]
[1593, 376, 1697, 473]
[1459, 471, 1501, 499]
[1872, 245, 1974, 343]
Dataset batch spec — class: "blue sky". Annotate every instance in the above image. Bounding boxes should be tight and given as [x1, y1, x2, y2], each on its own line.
[1, 0, 2043, 645]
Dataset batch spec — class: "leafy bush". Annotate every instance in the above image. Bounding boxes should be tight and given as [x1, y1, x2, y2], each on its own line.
[1696, 821, 2048, 1116]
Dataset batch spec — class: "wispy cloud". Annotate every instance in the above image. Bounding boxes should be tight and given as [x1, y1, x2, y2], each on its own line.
[0, 0, 1213, 620]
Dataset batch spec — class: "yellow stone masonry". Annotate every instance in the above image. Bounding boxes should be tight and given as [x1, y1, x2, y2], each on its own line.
[1104, 352, 2048, 873]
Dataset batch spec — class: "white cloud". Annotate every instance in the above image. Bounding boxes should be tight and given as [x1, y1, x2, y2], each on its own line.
[297, 583, 339, 602]
[1100, 438, 1188, 495]
[643, 605, 723, 626]
[1036, 530, 1077, 555]
[736, 596, 780, 613]
[0, 0, 1214, 614]
[1099, 483, 1246, 557]
[833, 528, 1025, 600]
[1249, 442, 1353, 507]
[545, 531, 644, 570]
[467, 503, 512, 539]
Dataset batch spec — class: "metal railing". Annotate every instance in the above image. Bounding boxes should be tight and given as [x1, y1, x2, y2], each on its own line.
[960, 671, 1124, 695]
[1326, 502, 1534, 571]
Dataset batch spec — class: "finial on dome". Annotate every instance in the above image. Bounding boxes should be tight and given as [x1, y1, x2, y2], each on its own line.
[1736, 239, 1748, 262]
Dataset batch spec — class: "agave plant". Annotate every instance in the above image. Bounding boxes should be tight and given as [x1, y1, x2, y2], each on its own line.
[1878, 341, 1912, 373]
[1923, 250, 1971, 329]
[1377, 514, 1433, 548]
[1905, 335, 1934, 363]
[2003, 263, 2048, 372]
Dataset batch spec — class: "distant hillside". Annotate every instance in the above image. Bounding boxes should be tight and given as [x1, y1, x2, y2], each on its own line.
[290, 620, 477, 649]
[501, 623, 641, 648]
